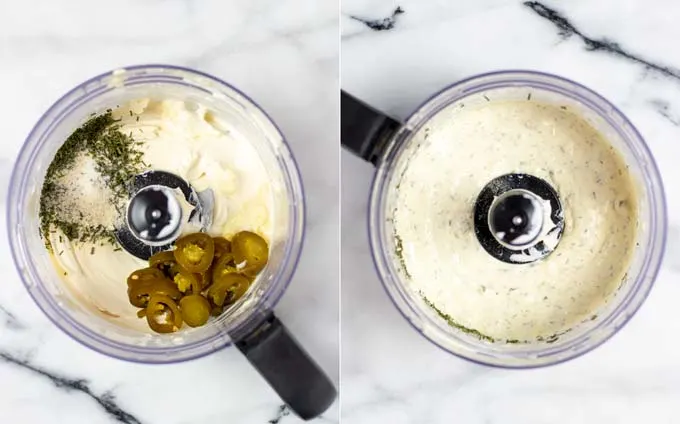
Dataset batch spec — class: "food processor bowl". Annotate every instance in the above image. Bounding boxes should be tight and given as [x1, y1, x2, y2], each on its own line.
[361, 70, 666, 368]
[8, 65, 305, 364]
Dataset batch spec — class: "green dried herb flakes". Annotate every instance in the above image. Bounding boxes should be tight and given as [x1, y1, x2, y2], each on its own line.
[39, 111, 144, 246]
[394, 233, 411, 279]
[422, 295, 495, 343]
[545, 335, 560, 344]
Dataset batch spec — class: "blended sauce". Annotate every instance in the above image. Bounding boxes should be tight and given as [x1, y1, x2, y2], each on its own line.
[393, 99, 638, 342]
[43, 99, 273, 331]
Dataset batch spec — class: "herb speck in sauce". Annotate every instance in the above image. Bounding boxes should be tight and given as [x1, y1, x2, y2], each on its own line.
[422, 295, 495, 343]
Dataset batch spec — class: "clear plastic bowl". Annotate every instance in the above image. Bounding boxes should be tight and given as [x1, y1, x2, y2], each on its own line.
[369, 70, 667, 368]
[8, 65, 305, 363]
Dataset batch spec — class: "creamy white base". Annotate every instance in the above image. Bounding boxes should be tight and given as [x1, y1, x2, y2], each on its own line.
[393, 100, 638, 341]
[49, 99, 274, 331]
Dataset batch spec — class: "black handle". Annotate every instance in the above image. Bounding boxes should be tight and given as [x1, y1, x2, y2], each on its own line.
[341, 90, 401, 165]
[235, 313, 336, 420]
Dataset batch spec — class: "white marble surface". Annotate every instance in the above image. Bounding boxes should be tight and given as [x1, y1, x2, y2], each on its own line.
[0, 1, 338, 423]
[341, 0, 680, 423]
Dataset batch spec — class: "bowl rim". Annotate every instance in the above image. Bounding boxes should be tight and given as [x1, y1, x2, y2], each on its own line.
[7, 64, 306, 364]
[367, 69, 668, 368]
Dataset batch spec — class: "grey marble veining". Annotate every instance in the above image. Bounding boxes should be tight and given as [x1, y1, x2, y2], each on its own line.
[4, 0, 680, 422]
[0, 1, 338, 423]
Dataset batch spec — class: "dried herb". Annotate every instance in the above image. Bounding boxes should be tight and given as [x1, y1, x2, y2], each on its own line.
[422, 296, 539, 344]
[394, 233, 411, 279]
[545, 335, 560, 344]
[39, 111, 144, 247]
[422, 295, 495, 343]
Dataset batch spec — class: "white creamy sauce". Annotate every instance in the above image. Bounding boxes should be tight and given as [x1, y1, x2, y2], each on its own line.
[393, 100, 638, 341]
[48, 99, 273, 331]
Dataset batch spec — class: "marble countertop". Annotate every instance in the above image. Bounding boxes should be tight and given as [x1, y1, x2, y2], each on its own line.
[0, 1, 338, 423]
[341, 1, 680, 423]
